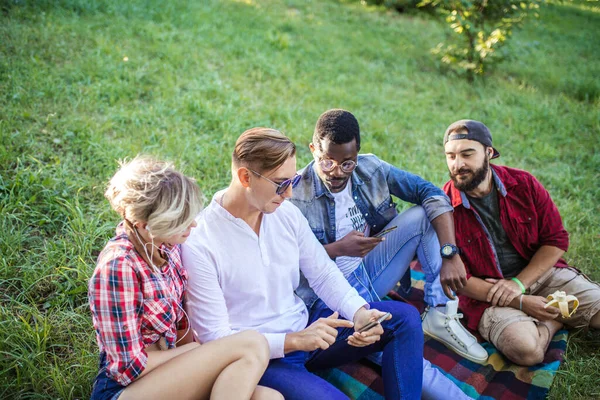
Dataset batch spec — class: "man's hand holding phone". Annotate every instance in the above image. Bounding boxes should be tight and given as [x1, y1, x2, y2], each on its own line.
[357, 312, 392, 333]
[373, 226, 397, 238]
[325, 226, 397, 259]
[331, 230, 384, 258]
[347, 307, 392, 347]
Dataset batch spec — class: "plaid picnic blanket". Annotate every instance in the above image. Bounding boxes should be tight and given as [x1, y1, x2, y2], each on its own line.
[315, 262, 567, 400]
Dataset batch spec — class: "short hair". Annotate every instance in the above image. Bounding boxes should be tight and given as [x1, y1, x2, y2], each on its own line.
[446, 124, 468, 136]
[232, 127, 296, 173]
[312, 109, 361, 151]
[105, 156, 203, 237]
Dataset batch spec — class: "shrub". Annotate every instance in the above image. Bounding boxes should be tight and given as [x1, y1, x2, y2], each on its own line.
[419, 0, 545, 81]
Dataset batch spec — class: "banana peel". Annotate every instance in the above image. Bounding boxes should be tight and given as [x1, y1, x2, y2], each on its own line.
[544, 290, 579, 318]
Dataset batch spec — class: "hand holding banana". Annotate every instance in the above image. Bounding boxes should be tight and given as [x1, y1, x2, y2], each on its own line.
[544, 290, 579, 318]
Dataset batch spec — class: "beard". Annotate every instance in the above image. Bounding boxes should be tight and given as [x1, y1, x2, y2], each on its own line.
[449, 158, 490, 192]
[324, 177, 349, 192]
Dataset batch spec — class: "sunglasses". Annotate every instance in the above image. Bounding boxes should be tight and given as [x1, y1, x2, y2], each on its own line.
[248, 168, 301, 195]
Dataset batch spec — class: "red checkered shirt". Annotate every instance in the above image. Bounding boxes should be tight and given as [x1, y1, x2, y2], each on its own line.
[444, 165, 570, 331]
[88, 223, 188, 386]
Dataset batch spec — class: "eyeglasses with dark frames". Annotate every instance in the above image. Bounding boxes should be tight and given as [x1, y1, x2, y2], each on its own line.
[247, 168, 301, 195]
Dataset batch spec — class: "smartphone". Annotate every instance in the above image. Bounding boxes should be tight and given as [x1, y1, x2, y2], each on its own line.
[373, 226, 397, 238]
[357, 312, 392, 333]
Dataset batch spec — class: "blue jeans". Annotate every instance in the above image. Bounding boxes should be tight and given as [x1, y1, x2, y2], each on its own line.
[353, 205, 448, 307]
[349, 206, 472, 400]
[90, 353, 125, 400]
[259, 300, 424, 400]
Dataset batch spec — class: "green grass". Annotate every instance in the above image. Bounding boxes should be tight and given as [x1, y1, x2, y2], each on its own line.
[1, 0, 598, 398]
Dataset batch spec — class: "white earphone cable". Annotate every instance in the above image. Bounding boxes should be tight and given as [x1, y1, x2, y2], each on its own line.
[132, 225, 191, 345]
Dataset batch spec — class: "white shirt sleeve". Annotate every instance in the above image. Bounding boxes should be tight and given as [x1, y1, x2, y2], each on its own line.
[182, 234, 286, 359]
[293, 207, 368, 321]
[182, 239, 235, 342]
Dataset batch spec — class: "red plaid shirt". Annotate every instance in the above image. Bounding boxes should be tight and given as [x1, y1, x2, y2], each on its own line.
[88, 223, 188, 386]
[444, 165, 570, 330]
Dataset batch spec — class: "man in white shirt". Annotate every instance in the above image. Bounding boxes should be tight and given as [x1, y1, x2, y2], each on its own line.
[183, 128, 424, 400]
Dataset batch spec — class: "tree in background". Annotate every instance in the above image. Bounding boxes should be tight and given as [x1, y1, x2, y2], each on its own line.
[419, 0, 545, 81]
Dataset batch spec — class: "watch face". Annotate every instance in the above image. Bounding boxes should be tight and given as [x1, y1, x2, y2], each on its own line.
[441, 244, 457, 258]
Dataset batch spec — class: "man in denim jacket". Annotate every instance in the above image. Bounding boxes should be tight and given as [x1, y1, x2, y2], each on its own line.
[291, 109, 487, 364]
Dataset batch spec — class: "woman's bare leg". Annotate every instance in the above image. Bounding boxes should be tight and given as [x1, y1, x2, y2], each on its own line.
[251, 386, 284, 400]
[120, 331, 270, 400]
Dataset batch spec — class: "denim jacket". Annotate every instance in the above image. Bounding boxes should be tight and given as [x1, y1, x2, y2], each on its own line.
[290, 154, 453, 308]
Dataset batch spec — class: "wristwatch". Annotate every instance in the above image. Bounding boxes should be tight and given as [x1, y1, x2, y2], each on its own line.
[440, 243, 459, 259]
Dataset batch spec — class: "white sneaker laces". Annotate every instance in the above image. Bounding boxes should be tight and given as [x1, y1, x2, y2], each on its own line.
[444, 312, 477, 350]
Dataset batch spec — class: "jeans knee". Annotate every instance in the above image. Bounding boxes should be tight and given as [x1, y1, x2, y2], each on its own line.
[386, 303, 422, 334]
[402, 206, 429, 228]
[413, 205, 428, 220]
[405, 305, 423, 331]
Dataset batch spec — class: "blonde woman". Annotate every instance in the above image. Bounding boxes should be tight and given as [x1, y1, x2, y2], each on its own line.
[88, 156, 282, 400]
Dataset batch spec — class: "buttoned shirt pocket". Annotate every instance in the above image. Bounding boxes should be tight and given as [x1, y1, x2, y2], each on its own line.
[456, 230, 497, 278]
[512, 215, 538, 245]
[374, 197, 397, 228]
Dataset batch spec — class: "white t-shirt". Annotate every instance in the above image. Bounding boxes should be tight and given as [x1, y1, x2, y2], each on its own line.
[331, 181, 369, 277]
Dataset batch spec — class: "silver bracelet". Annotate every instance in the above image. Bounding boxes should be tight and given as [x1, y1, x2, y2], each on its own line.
[519, 294, 524, 311]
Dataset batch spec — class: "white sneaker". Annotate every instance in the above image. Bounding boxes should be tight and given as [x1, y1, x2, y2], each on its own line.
[422, 300, 488, 363]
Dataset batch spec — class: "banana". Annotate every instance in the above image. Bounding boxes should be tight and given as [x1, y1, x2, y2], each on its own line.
[543, 290, 579, 318]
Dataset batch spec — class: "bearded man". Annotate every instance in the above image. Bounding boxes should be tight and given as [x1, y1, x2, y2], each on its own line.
[443, 119, 600, 366]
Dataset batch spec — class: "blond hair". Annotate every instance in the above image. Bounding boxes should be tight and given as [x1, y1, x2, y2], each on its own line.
[105, 156, 203, 237]
[232, 127, 296, 172]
